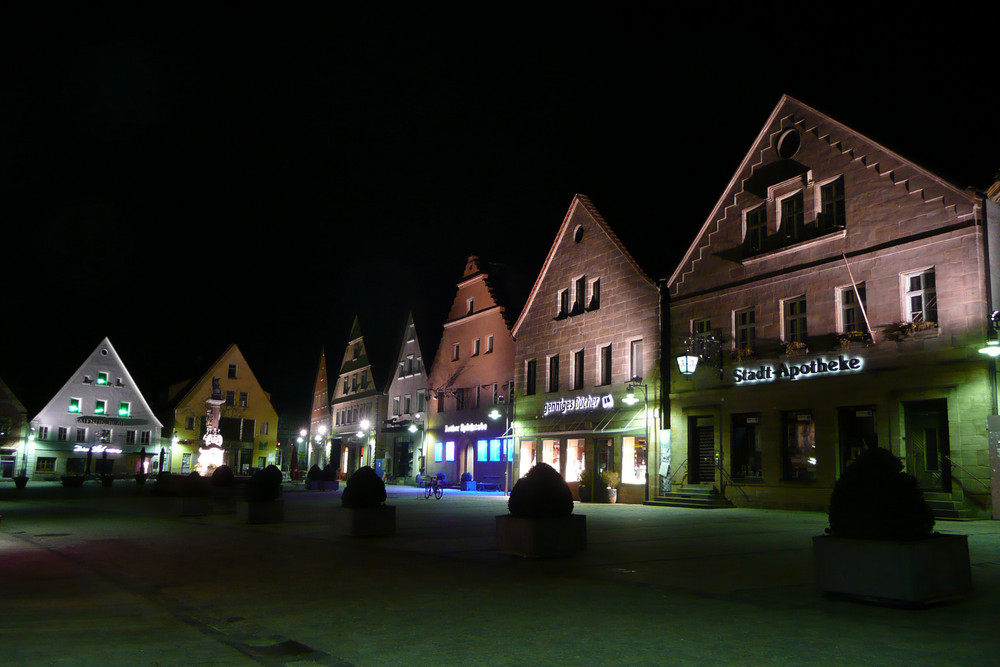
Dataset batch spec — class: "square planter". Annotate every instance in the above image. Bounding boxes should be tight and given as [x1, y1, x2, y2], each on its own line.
[179, 496, 213, 517]
[461, 480, 477, 491]
[212, 488, 239, 515]
[245, 498, 285, 524]
[813, 533, 971, 606]
[346, 505, 396, 537]
[496, 514, 586, 558]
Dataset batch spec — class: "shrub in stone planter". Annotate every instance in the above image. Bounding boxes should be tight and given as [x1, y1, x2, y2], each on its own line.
[244, 464, 284, 523]
[341, 466, 394, 536]
[179, 471, 212, 516]
[14, 475, 28, 490]
[498, 463, 585, 558]
[814, 447, 971, 606]
[100, 474, 114, 488]
[461, 471, 476, 491]
[211, 465, 238, 513]
[322, 464, 340, 491]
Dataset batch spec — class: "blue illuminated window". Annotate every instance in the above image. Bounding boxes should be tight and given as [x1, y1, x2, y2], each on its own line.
[489, 439, 501, 461]
[445, 441, 455, 462]
[434, 442, 443, 463]
[477, 440, 488, 462]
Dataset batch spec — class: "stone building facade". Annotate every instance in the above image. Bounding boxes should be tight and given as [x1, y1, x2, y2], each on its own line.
[667, 95, 998, 516]
[512, 195, 662, 504]
[382, 312, 430, 484]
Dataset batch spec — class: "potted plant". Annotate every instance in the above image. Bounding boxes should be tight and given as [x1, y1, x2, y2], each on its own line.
[497, 462, 586, 558]
[600, 469, 620, 504]
[61, 472, 85, 488]
[100, 473, 114, 488]
[341, 466, 394, 537]
[211, 465, 238, 514]
[244, 464, 284, 524]
[305, 464, 322, 490]
[179, 471, 212, 516]
[14, 474, 29, 490]
[813, 447, 971, 606]
[577, 469, 592, 503]
[461, 471, 476, 491]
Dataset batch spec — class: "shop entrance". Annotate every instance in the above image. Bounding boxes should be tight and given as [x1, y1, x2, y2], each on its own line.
[688, 416, 715, 483]
[393, 438, 413, 480]
[903, 399, 951, 492]
[837, 405, 877, 477]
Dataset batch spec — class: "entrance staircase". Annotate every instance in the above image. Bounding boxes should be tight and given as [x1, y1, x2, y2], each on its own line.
[645, 483, 734, 509]
[924, 491, 978, 521]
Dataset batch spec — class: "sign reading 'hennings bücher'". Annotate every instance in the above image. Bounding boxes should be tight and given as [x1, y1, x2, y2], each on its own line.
[734, 354, 864, 384]
[543, 394, 615, 417]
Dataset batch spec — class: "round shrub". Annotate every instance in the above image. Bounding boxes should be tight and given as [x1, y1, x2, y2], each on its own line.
[211, 465, 235, 487]
[508, 463, 574, 518]
[828, 447, 934, 540]
[322, 464, 339, 481]
[246, 464, 283, 502]
[461, 472, 473, 483]
[183, 471, 210, 497]
[341, 466, 387, 508]
[307, 465, 323, 481]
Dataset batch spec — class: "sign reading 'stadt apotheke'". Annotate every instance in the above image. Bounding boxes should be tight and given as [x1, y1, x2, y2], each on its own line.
[734, 354, 864, 384]
[543, 394, 615, 417]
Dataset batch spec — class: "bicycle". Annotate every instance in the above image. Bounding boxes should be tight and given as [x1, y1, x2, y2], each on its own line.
[423, 475, 443, 500]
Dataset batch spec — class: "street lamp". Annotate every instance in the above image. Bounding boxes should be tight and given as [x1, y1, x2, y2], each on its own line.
[623, 377, 650, 502]
[677, 335, 724, 379]
[408, 412, 425, 479]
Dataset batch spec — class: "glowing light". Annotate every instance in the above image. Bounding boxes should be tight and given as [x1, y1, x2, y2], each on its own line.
[979, 341, 1000, 357]
[360, 419, 371, 430]
[196, 445, 225, 473]
[676, 355, 699, 375]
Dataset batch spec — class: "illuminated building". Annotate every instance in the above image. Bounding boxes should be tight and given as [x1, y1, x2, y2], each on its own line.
[330, 316, 387, 477]
[512, 196, 661, 503]
[666, 95, 998, 516]
[306, 346, 331, 471]
[425, 256, 517, 488]
[166, 343, 279, 475]
[381, 311, 431, 484]
[0, 376, 29, 479]
[29, 338, 163, 478]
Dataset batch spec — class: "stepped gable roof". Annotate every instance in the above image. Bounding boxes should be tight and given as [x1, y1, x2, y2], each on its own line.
[457, 254, 532, 333]
[668, 94, 981, 292]
[512, 194, 655, 337]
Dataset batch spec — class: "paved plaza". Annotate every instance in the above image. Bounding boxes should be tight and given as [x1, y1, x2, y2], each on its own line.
[1, 481, 999, 666]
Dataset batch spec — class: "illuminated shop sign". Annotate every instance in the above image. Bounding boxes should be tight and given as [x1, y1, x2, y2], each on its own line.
[543, 394, 615, 417]
[73, 444, 123, 455]
[444, 422, 488, 433]
[734, 354, 863, 384]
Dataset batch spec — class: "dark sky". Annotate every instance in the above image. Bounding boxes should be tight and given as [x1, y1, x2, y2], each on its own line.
[2, 5, 995, 427]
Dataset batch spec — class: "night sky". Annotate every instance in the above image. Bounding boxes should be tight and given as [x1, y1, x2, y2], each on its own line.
[2, 5, 995, 427]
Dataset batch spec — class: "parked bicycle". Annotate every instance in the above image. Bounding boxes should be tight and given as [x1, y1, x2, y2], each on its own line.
[422, 474, 444, 500]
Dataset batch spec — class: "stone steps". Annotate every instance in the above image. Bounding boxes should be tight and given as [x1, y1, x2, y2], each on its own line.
[645, 484, 735, 509]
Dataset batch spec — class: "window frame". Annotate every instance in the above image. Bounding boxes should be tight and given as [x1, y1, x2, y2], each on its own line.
[733, 307, 756, 353]
[744, 203, 767, 252]
[547, 354, 560, 393]
[629, 339, 644, 382]
[901, 268, 937, 324]
[837, 283, 867, 334]
[525, 359, 537, 396]
[573, 348, 585, 390]
[778, 190, 805, 241]
[599, 344, 612, 386]
[782, 295, 808, 344]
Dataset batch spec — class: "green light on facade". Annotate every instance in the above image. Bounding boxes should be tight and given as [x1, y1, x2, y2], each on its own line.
[69, 399, 80, 413]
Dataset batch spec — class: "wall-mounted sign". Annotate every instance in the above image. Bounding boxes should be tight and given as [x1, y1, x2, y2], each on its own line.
[73, 444, 123, 455]
[444, 422, 488, 433]
[543, 394, 615, 417]
[734, 354, 863, 384]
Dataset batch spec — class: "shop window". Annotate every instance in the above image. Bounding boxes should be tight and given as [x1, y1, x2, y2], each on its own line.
[434, 442, 443, 463]
[783, 296, 807, 344]
[35, 457, 55, 473]
[548, 355, 560, 392]
[903, 269, 937, 323]
[445, 441, 455, 462]
[839, 284, 866, 334]
[573, 349, 585, 390]
[566, 438, 584, 482]
[66, 458, 85, 474]
[596, 438, 614, 475]
[731, 414, 762, 481]
[629, 340, 643, 382]
[228, 364, 238, 379]
[57, 427, 68, 442]
[819, 176, 846, 230]
[525, 359, 537, 396]
[542, 439, 560, 471]
[477, 440, 488, 462]
[519, 440, 537, 478]
[745, 204, 766, 252]
[622, 437, 647, 484]
[599, 344, 612, 386]
[489, 439, 502, 462]
[782, 410, 816, 482]
[68, 398, 81, 413]
[693, 318, 711, 336]
[735, 307, 756, 354]
[780, 191, 804, 241]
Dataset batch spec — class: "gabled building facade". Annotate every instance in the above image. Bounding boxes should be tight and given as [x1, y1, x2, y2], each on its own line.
[306, 346, 331, 472]
[382, 311, 430, 483]
[330, 317, 386, 477]
[512, 196, 662, 503]
[426, 256, 516, 489]
[667, 95, 998, 515]
[166, 344, 279, 475]
[30, 338, 163, 478]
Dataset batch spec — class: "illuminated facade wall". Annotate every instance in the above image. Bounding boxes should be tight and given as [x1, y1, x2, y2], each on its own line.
[30, 338, 163, 478]
[425, 256, 515, 487]
[0, 376, 29, 478]
[330, 316, 386, 477]
[307, 347, 331, 471]
[167, 343, 279, 475]
[667, 95, 997, 514]
[382, 312, 429, 483]
[512, 196, 661, 504]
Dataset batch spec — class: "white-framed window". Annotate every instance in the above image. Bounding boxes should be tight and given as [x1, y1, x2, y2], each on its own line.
[472, 338, 481, 356]
[118, 401, 130, 416]
[819, 175, 846, 230]
[486, 334, 494, 353]
[140, 431, 150, 445]
[416, 389, 426, 413]
[37, 426, 49, 440]
[782, 296, 808, 343]
[466, 297, 474, 315]
[629, 339, 644, 382]
[68, 397, 81, 413]
[76, 428, 86, 442]
[779, 191, 804, 241]
[547, 354, 560, 392]
[734, 307, 756, 352]
[902, 269, 937, 323]
[126, 430, 137, 445]
[392, 396, 400, 416]
[57, 426, 68, 441]
[744, 203, 766, 251]
[404, 394, 412, 414]
[556, 289, 569, 317]
[406, 354, 415, 374]
[94, 399, 107, 415]
[838, 283, 867, 333]
[97, 371, 109, 385]
[572, 275, 586, 313]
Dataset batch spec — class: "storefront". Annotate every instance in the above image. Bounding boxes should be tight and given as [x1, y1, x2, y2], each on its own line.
[425, 418, 512, 490]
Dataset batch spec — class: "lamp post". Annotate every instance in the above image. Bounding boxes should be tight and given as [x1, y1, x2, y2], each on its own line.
[489, 401, 514, 495]
[622, 377, 650, 502]
[676, 335, 724, 379]
[408, 412, 425, 480]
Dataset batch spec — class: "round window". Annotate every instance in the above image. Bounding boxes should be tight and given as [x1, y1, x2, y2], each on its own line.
[573, 225, 584, 243]
[776, 129, 801, 159]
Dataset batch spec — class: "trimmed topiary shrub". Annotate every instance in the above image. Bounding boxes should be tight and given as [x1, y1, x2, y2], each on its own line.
[461, 471, 473, 483]
[246, 464, 283, 502]
[183, 471, 210, 497]
[211, 465, 235, 487]
[322, 464, 339, 481]
[508, 463, 574, 518]
[341, 466, 387, 508]
[828, 447, 935, 540]
[307, 465, 323, 482]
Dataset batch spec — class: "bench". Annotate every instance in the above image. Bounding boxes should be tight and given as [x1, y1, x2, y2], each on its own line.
[477, 475, 503, 492]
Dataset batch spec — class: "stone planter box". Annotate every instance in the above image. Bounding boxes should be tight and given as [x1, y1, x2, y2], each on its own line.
[245, 498, 285, 524]
[179, 496, 213, 517]
[14, 476, 29, 490]
[346, 505, 396, 537]
[212, 488, 238, 515]
[461, 480, 477, 491]
[496, 514, 586, 558]
[61, 476, 85, 488]
[813, 534, 971, 606]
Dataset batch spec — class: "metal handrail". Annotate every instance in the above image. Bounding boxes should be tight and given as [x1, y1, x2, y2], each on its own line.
[943, 455, 991, 492]
[667, 459, 688, 486]
[716, 463, 750, 502]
